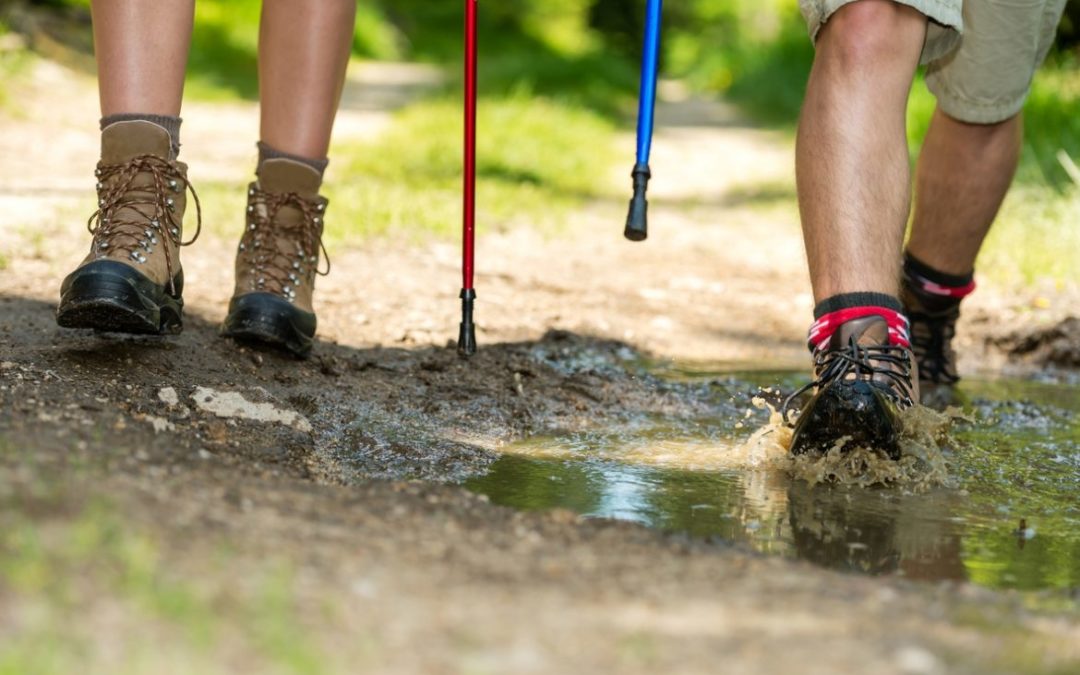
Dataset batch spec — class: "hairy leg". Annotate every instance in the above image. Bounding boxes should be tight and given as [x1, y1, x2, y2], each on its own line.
[91, 0, 195, 117]
[258, 0, 357, 160]
[906, 109, 1022, 275]
[796, 0, 927, 302]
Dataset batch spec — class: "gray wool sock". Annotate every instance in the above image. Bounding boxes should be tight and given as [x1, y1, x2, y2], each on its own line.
[100, 113, 182, 159]
[256, 141, 329, 178]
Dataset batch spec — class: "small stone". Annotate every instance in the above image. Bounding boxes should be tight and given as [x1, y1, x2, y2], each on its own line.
[158, 387, 179, 406]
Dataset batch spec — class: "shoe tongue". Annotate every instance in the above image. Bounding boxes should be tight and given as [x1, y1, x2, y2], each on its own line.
[831, 315, 890, 349]
[257, 158, 322, 197]
[101, 120, 172, 163]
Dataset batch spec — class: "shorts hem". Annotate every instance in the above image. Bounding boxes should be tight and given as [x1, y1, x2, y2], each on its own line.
[926, 77, 1027, 124]
[804, 0, 963, 64]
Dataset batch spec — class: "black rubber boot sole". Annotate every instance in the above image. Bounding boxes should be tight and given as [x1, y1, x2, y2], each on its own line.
[221, 292, 316, 358]
[57, 260, 183, 335]
[789, 380, 903, 460]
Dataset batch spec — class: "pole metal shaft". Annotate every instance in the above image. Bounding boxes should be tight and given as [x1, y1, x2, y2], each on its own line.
[635, 0, 663, 166]
[463, 0, 477, 291]
[458, 0, 478, 356]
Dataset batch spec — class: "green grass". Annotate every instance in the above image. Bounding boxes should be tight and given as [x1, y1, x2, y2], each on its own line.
[0, 492, 335, 674]
[323, 91, 619, 244]
[0, 23, 33, 114]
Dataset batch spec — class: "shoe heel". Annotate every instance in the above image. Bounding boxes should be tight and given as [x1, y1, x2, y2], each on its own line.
[57, 260, 182, 335]
[221, 292, 315, 357]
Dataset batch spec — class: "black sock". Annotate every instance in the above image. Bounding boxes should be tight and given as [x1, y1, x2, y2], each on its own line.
[100, 113, 182, 159]
[903, 252, 973, 289]
[902, 252, 975, 304]
[256, 141, 329, 178]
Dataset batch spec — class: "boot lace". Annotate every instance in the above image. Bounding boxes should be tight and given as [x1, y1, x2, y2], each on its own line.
[908, 307, 959, 385]
[239, 187, 330, 302]
[782, 337, 914, 420]
[87, 154, 201, 293]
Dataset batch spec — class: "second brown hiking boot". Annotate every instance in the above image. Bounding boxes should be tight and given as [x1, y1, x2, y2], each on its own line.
[220, 158, 329, 358]
[786, 316, 919, 460]
[57, 120, 200, 334]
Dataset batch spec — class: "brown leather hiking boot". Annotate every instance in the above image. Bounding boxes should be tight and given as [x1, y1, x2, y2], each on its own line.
[57, 120, 200, 334]
[220, 158, 329, 357]
[786, 316, 919, 460]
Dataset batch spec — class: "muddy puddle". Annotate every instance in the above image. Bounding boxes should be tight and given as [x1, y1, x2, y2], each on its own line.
[465, 366, 1080, 590]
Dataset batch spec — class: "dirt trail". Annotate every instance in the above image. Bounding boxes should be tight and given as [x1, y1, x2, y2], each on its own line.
[2, 59, 1080, 673]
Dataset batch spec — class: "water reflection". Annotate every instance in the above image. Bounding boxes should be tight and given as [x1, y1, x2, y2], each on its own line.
[464, 374, 1080, 590]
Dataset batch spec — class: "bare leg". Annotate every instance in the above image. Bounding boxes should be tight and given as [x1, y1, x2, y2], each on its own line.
[91, 0, 194, 117]
[258, 0, 357, 160]
[796, 0, 927, 303]
[906, 109, 1022, 275]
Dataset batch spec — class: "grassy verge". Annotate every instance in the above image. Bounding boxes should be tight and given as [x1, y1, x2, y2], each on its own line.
[0, 473, 343, 674]
[324, 92, 619, 244]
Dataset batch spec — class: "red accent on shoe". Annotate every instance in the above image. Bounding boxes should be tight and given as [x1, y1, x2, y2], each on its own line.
[808, 306, 911, 351]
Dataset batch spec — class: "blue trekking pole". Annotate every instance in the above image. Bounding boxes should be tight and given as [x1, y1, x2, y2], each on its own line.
[624, 0, 663, 242]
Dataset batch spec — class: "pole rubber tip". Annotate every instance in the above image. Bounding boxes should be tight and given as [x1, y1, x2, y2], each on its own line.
[624, 163, 651, 242]
[457, 288, 477, 357]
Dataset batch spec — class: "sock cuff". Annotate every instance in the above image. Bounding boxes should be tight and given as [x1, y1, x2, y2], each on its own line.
[100, 113, 182, 159]
[813, 292, 902, 319]
[808, 306, 911, 351]
[256, 141, 329, 178]
[903, 252, 976, 298]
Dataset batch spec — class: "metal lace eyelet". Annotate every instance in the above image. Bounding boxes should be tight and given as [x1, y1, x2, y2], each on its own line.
[99, 242, 109, 250]
[94, 168, 102, 177]
[169, 179, 179, 191]
[249, 223, 256, 231]
[166, 198, 175, 210]
[247, 205, 255, 213]
[248, 187, 256, 196]
[292, 261, 301, 270]
[96, 182, 104, 190]
[239, 243, 246, 251]
[313, 216, 321, 225]
[98, 198, 105, 207]
[316, 203, 325, 212]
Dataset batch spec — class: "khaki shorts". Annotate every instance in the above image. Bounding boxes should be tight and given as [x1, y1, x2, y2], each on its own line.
[799, 0, 1068, 123]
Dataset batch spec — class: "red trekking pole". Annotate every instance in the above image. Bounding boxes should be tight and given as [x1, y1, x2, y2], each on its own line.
[458, 0, 478, 356]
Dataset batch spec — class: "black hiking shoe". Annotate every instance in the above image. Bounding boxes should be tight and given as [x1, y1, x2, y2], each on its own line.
[901, 276, 961, 405]
[785, 316, 919, 460]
